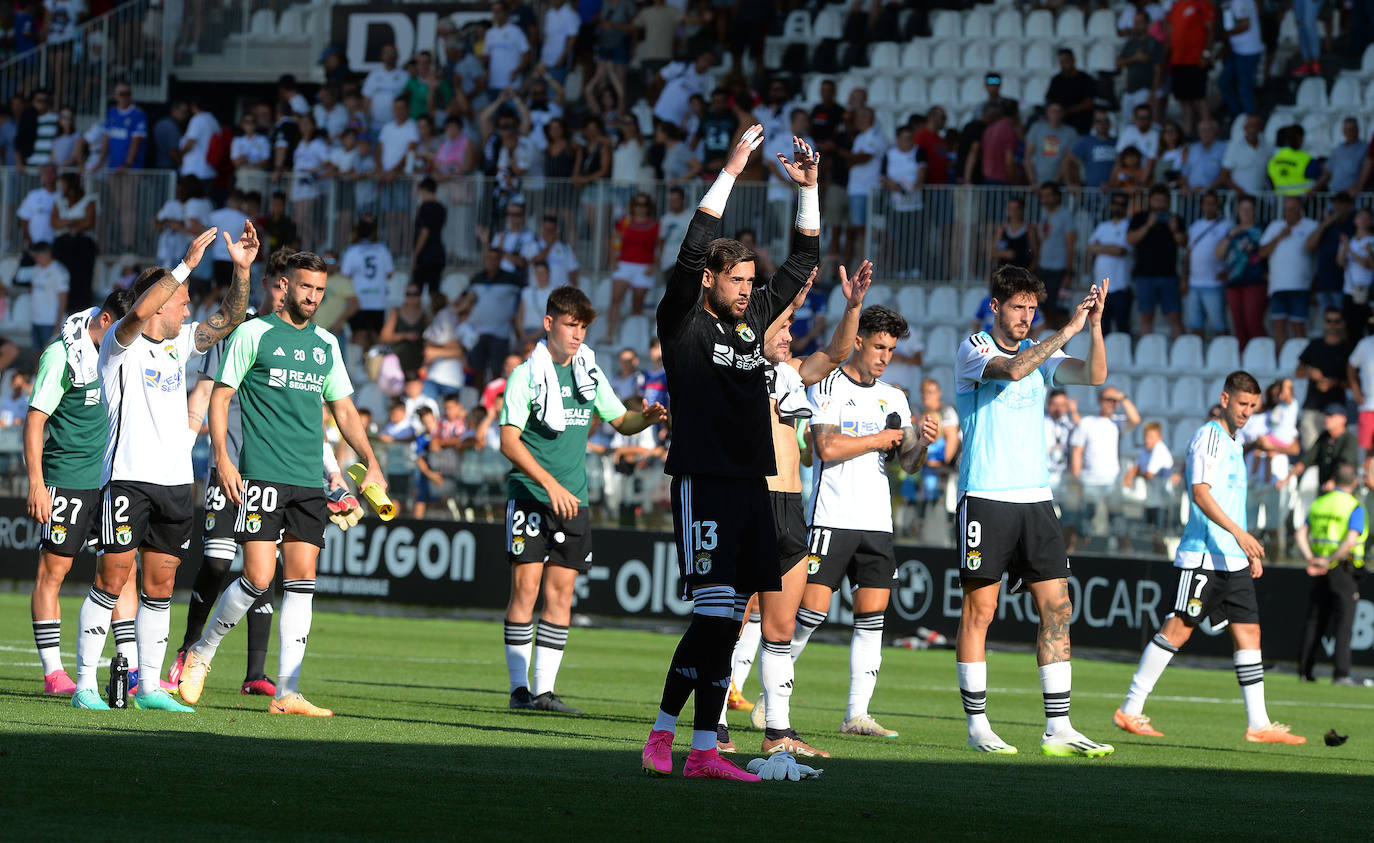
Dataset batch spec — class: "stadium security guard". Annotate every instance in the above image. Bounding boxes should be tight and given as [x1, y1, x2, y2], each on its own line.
[1296, 462, 1366, 684]
[1267, 125, 1318, 196]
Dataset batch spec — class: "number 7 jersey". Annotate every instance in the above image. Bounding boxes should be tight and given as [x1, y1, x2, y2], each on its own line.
[215, 312, 353, 488]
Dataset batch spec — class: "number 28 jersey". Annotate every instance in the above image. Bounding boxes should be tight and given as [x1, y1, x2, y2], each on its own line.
[806, 369, 911, 533]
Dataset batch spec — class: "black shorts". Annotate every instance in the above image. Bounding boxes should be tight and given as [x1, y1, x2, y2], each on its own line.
[804, 526, 897, 590]
[1170, 567, 1260, 629]
[672, 474, 779, 599]
[1171, 64, 1206, 101]
[770, 490, 808, 573]
[506, 498, 592, 572]
[202, 470, 237, 541]
[234, 480, 329, 548]
[957, 496, 1070, 591]
[348, 309, 384, 335]
[101, 481, 195, 558]
[39, 486, 100, 556]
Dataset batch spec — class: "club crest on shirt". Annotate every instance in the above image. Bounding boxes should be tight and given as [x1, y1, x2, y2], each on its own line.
[734, 323, 756, 343]
[164, 344, 178, 361]
[314, 347, 327, 366]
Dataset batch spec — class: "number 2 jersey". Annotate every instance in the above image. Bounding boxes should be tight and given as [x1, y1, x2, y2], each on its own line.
[806, 369, 911, 533]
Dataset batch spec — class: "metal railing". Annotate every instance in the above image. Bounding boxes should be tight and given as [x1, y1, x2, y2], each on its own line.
[0, 0, 170, 121]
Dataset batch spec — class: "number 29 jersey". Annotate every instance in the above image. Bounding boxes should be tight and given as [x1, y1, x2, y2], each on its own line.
[806, 369, 911, 534]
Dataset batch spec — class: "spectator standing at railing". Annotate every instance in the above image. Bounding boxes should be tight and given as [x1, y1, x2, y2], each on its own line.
[1337, 207, 1374, 339]
[16, 162, 58, 284]
[882, 123, 925, 278]
[98, 82, 147, 173]
[313, 85, 349, 141]
[290, 114, 331, 247]
[1184, 190, 1232, 339]
[1045, 388, 1079, 508]
[25, 242, 67, 351]
[978, 104, 1019, 187]
[1219, 0, 1264, 120]
[1063, 108, 1117, 189]
[230, 112, 270, 194]
[17, 88, 58, 166]
[1118, 11, 1164, 127]
[1319, 119, 1365, 195]
[1259, 195, 1320, 347]
[313, 250, 359, 338]
[1152, 121, 1187, 189]
[1309, 191, 1357, 316]
[518, 260, 555, 345]
[1218, 194, 1267, 349]
[207, 189, 249, 290]
[1070, 386, 1140, 551]
[382, 292, 431, 382]
[1295, 309, 1353, 449]
[541, 0, 581, 85]
[486, 2, 532, 100]
[1025, 104, 1077, 188]
[467, 246, 526, 387]
[49, 172, 96, 311]
[522, 214, 579, 290]
[0, 370, 30, 426]
[490, 200, 537, 276]
[1219, 113, 1270, 196]
[1268, 125, 1320, 197]
[363, 44, 410, 132]
[424, 290, 477, 401]
[1046, 49, 1097, 136]
[179, 98, 219, 183]
[1116, 104, 1160, 181]
[1164, 0, 1216, 135]
[1036, 182, 1076, 326]
[992, 195, 1037, 271]
[1284, 405, 1361, 491]
[261, 190, 300, 256]
[410, 178, 448, 298]
[1086, 192, 1134, 334]
[1180, 118, 1226, 192]
[1122, 420, 1175, 532]
[1127, 184, 1186, 339]
[605, 193, 659, 343]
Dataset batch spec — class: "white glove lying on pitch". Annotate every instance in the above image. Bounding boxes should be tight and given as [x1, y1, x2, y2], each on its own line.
[746, 753, 823, 781]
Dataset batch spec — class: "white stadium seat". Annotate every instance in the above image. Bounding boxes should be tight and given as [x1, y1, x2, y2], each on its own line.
[926, 325, 959, 365]
[837, 71, 868, 104]
[1204, 335, 1241, 375]
[1241, 336, 1278, 381]
[1278, 337, 1306, 376]
[1021, 75, 1050, 108]
[931, 10, 961, 41]
[959, 287, 985, 320]
[923, 286, 960, 326]
[1296, 77, 1328, 111]
[992, 42, 1021, 71]
[1086, 40, 1116, 73]
[814, 8, 843, 40]
[962, 40, 992, 72]
[1279, 9, 1298, 46]
[274, 5, 308, 39]
[1086, 8, 1117, 39]
[1169, 334, 1204, 370]
[1135, 375, 1169, 415]
[1056, 7, 1086, 41]
[932, 40, 960, 71]
[896, 285, 925, 321]
[900, 42, 928, 69]
[898, 77, 926, 105]
[782, 9, 812, 42]
[963, 7, 993, 40]
[1170, 376, 1205, 413]
[993, 9, 1022, 39]
[868, 76, 896, 106]
[870, 42, 900, 74]
[1105, 332, 1135, 374]
[960, 76, 986, 106]
[248, 8, 274, 37]
[1361, 43, 1374, 76]
[1329, 76, 1362, 109]
[617, 314, 650, 353]
[1024, 42, 1055, 72]
[1134, 334, 1169, 373]
[1026, 9, 1055, 40]
[929, 75, 959, 107]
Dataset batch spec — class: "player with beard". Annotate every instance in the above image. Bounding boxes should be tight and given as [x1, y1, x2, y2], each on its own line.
[178, 251, 383, 716]
[640, 125, 820, 781]
[953, 265, 1114, 756]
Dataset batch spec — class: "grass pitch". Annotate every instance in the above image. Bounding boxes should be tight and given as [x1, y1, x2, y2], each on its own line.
[1, 592, 1371, 839]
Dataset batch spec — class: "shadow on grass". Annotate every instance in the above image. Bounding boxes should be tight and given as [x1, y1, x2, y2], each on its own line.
[0, 730, 1364, 839]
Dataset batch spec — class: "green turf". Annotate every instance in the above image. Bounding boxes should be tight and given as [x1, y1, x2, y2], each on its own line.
[2, 592, 1371, 839]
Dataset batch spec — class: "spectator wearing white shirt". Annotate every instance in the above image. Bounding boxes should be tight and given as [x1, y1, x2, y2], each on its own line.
[1219, 0, 1264, 120]
[1346, 329, 1374, 460]
[1259, 195, 1320, 346]
[1337, 207, 1374, 331]
[484, 2, 531, 98]
[520, 215, 579, 289]
[490, 201, 538, 275]
[0, 371, 30, 427]
[1220, 113, 1272, 196]
[362, 44, 411, 131]
[651, 52, 714, 128]
[1085, 193, 1134, 334]
[278, 74, 310, 116]
[540, 0, 581, 83]
[1045, 388, 1080, 503]
[1116, 104, 1160, 179]
[657, 185, 692, 284]
[1070, 386, 1140, 548]
[26, 242, 68, 350]
[313, 84, 350, 140]
[881, 123, 926, 277]
[764, 108, 813, 253]
[14, 163, 58, 288]
[842, 107, 887, 269]
[179, 97, 219, 181]
[207, 189, 250, 288]
[423, 291, 479, 401]
[1122, 421, 1174, 532]
[1184, 190, 1232, 339]
[517, 261, 556, 345]
[230, 112, 270, 194]
[1181, 118, 1227, 192]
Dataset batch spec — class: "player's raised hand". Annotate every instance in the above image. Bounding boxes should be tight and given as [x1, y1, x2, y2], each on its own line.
[778, 136, 820, 189]
[182, 226, 219, 271]
[642, 401, 669, 425]
[723, 123, 764, 177]
[27, 481, 51, 525]
[840, 259, 873, 307]
[1065, 284, 1100, 334]
[225, 219, 261, 268]
[1089, 277, 1109, 326]
[789, 269, 817, 311]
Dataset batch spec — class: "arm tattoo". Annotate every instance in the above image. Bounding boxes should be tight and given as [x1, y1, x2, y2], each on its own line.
[1035, 581, 1073, 665]
[194, 261, 251, 351]
[982, 328, 1073, 382]
[810, 423, 839, 456]
[898, 426, 927, 474]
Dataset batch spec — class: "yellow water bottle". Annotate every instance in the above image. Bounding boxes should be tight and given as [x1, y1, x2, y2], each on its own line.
[347, 462, 396, 521]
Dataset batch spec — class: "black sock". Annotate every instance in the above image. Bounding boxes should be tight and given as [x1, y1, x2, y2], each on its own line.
[692, 615, 737, 734]
[658, 622, 701, 717]
[244, 589, 274, 681]
[180, 552, 233, 652]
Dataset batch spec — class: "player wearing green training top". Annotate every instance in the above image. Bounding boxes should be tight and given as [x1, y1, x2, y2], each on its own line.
[25, 289, 136, 696]
[499, 285, 666, 714]
[178, 250, 383, 717]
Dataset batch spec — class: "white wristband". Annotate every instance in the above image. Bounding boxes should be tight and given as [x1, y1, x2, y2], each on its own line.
[796, 186, 820, 231]
[700, 171, 736, 216]
[171, 261, 191, 284]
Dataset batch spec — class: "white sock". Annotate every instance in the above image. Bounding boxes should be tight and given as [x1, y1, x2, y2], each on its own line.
[653, 709, 677, 733]
[277, 581, 315, 696]
[135, 593, 171, 692]
[1234, 649, 1270, 729]
[1123, 633, 1177, 715]
[957, 661, 992, 738]
[792, 606, 825, 661]
[531, 620, 568, 696]
[504, 619, 534, 692]
[730, 612, 761, 693]
[195, 576, 264, 661]
[690, 729, 717, 751]
[1040, 661, 1072, 736]
[111, 619, 138, 668]
[760, 639, 793, 730]
[846, 611, 884, 721]
[75, 587, 116, 691]
[33, 620, 62, 675]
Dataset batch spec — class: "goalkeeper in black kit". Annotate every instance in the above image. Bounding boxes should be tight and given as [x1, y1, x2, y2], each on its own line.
[640, 123, 822, 782]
